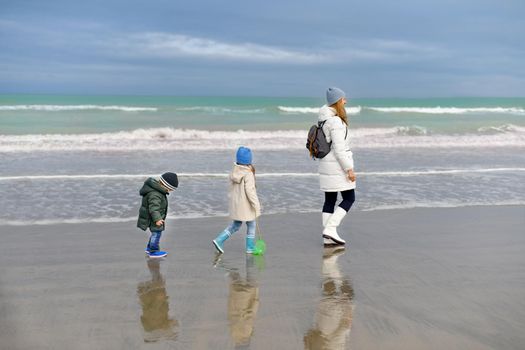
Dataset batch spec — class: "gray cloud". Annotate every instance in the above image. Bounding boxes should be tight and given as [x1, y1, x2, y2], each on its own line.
[109, 32, 330, 64]
[96, 30, 449, 66]
[0, 0, 524, 96]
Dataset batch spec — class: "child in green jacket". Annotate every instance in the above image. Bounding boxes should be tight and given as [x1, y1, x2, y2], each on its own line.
[137, 172, 178, 258]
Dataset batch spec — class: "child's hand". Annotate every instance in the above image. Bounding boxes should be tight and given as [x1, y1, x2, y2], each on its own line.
[155, 219, 164, 226]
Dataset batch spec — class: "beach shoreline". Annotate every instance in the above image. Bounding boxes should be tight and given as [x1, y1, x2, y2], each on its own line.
[1, 205, 524, 349]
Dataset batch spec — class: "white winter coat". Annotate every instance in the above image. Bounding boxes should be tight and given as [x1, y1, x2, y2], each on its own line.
[228, 164, 261, 221]
[318, 105, 356, 192]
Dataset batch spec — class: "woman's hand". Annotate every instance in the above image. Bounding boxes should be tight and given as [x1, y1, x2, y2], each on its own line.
[347, 169, 356, 182]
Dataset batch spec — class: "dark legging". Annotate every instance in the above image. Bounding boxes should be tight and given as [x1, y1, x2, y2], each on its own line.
[323, 190, 355, 213]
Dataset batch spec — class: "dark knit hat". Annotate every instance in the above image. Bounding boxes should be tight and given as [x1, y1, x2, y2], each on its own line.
[160, 172, 178, 191]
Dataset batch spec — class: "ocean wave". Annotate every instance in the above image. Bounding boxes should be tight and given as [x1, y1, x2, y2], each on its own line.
[395, 125, 429, 136]
[175, 106, 266, 114]
[1, 168, 523, 182]
[0, 105, 158, 112]
[0, 217, 139, 226]
[2, 104, 524, 115]
[0, 128, 308, 152]
[2, 200, 524, 226]
[367, 106, 525, 114]
[360, 200, 525, 212]
[277, 105, 525, 115]
[477, 124, 525, 134]
[362, 168, 525, 176]
[278, 106, 362, 114]
[0, 213, 230, 226]
[0, 126, 523, 152]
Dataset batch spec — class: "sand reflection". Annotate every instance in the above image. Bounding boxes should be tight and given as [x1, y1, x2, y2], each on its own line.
[137, 259, 178, 343]
[304, 246, 354, 350]
[215, 254, 262, 347]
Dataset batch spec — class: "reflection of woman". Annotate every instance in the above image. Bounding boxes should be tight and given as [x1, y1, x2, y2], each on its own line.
[137, 259, 178, 343]
[215, 255, 261, 347]
[304, 247, 354, 350]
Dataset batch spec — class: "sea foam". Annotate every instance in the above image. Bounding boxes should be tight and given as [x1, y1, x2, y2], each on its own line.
[278, 106, 362, 114]
[0, 105, 158, 112]
[367, 106, 525, 114]
[2, 199, 524, 226]
[277, 105, 525, 115]
[0, 126, 523, 152]
[1, 168, 523, 182]
[175, 106, 266, 114]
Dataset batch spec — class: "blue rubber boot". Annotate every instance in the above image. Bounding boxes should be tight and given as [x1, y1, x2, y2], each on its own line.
[212, 230, 231, 254]
[246, 236, 255, 254]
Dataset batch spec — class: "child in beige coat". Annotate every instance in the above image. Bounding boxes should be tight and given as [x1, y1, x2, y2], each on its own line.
[213, 147, 261, 254]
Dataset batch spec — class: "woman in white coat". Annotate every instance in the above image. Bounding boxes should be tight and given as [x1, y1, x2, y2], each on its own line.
[318, 87, 356, 246]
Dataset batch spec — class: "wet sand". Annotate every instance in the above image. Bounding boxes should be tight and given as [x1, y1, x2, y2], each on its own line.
[1, 206, 524, 350]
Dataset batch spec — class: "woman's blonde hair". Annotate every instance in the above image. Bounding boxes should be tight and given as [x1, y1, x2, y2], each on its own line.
[329, 98, 348, 125]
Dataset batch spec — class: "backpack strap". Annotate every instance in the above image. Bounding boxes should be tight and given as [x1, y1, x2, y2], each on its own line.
[317, 120, 329, 139]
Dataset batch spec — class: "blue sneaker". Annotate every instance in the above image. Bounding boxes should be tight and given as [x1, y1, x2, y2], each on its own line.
[148, 251, 168, 258]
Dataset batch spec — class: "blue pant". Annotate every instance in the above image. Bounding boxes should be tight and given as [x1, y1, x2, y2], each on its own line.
[226, 220, 255, 239]
[147, 231, 162, 252]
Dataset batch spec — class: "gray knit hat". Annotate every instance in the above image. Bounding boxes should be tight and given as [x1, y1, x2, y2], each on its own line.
[326, 87, 346, 105]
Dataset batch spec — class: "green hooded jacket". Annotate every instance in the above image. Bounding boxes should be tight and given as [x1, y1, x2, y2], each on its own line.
[137, 178, 169, 232]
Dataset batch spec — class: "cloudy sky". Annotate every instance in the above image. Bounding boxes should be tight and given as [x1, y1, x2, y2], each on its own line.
[1, 0, 524, 97]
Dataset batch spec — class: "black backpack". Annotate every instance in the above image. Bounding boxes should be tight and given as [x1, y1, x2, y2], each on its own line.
[306, 121, 331, 159]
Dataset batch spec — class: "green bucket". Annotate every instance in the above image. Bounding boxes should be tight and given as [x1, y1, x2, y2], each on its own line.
[253, 238, 266, 256]
[253, 218, 266, 255]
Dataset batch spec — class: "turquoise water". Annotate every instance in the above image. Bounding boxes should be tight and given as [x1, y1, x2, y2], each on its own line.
[1, 95, 524, 134]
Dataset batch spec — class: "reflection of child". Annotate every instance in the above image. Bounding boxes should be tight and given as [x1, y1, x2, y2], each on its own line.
[216, 255, 260, 347]
[304, 247, 354, 349]
[228, 271, 259, 346]
[137, 259, 178, 343]
[213, 147, 261, 254]
[137, 172, 178, 258]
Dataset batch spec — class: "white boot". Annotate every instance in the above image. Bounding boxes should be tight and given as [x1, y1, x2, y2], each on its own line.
[322, 207, 347, 245]
[322, 213, 337, 246]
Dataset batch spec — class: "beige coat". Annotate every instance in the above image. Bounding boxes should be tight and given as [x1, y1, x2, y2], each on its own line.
[228, 164, 261, 221]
